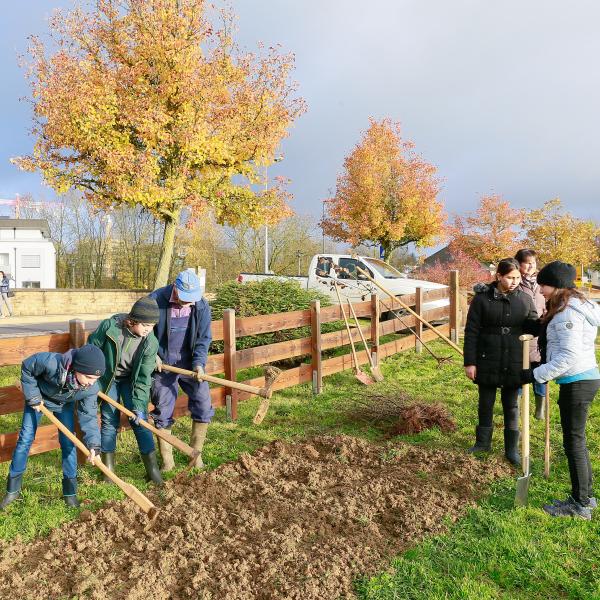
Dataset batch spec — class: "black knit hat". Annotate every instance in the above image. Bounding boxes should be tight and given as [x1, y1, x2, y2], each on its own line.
[536, 260, 576, 289]
[128, 296, 160, 324]
[72, 344, 106, 376]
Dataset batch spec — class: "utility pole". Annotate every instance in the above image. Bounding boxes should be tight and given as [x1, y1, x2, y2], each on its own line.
[296, 250, 302, 276]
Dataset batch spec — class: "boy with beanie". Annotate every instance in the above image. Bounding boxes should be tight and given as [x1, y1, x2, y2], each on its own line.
[150, 270, 213, 471]
[0, 344, 105, 510]
[88, 296, 162, 485]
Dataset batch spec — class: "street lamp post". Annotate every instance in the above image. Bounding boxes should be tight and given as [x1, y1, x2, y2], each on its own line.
[264, 156, 283, 273]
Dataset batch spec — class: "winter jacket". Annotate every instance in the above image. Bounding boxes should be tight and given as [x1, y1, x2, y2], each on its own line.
[518, 277, 546, 363]
[0, 276, 10, 293]
[87, 314, 159, 412]
[20, 350, 101, 450]
[533, 298, 600, 383]
[464, 282, 540, 388]
[150, 284, 212, 370]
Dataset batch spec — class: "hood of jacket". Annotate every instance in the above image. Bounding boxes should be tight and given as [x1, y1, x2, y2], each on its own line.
[567, 297, 600, 327]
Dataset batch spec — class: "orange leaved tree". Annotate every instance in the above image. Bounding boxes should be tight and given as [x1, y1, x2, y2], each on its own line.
[449, 195, 524, 265]
[13, 0, 304, 286]
[321, 118, 444, 261]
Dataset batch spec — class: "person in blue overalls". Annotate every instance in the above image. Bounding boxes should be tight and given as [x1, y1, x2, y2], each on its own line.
[0, 344, 106, 510]
[150, 270, 213, 471]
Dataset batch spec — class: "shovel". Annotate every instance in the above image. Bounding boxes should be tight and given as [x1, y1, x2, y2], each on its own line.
[515, 334, 533, 507]
[544, 384, 551, 479]
[333, 282, 374, 385]
[347, 299, 384, 382]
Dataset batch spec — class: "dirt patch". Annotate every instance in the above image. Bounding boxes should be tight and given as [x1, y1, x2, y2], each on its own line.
[0, 435, 508, 599]
[388, 402, 457, 436]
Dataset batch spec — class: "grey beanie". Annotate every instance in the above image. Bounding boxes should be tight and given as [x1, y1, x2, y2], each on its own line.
[129, 296, 160, 324]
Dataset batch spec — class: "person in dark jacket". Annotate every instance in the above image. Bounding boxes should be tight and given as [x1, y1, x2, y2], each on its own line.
[464, 258, 540, 466]
[0, 345, 106, 510]
[88, 296, 162, 485]
[515, 248, 547, 419]
[150, 270, 213, 471]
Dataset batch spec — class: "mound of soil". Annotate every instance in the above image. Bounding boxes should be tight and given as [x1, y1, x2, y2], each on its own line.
[0, 436, 508, 600]
[389, 402, 457, 435]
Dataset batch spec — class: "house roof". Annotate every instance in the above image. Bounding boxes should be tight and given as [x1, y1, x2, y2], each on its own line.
[423, 246, 454, 266]
[0, 219, 51, 238]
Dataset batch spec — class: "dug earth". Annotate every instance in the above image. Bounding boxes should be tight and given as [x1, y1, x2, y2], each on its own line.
[0, 435, 508, 599]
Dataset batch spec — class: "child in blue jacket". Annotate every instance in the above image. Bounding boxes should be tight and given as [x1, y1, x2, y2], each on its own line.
[0, 344, 106, 510]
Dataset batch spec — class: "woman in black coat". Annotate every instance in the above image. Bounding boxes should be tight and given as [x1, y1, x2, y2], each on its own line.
[464, 258, 539, 465]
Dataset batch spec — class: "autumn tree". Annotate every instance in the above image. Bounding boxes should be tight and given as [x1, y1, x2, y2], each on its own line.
[523, 198, 599, 266]
[320, 118, 445, 261]
[418, 248, 491, 289]
[14, 0, 303, 287]
[449, 194, 524, 264]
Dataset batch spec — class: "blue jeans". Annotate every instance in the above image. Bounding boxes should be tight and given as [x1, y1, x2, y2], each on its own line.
[100, 379, 155, 455]
[518, 380, 547, 397]
[9, 402, 77, 479]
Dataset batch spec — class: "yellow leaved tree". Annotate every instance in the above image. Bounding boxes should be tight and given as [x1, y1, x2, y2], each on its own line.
[13, 0, 304, 286]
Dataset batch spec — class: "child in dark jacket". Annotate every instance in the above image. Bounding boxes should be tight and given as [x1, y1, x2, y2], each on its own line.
[464, 258, 539, 466]
[88, 296, 162, 485]
[0, 345, 106, 510]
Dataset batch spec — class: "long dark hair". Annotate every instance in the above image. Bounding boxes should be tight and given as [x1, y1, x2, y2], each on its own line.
[543, 287, 589, 323]
[495, 258, 521, 277]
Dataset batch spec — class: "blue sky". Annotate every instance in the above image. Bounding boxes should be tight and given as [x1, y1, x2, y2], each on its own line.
[1, 1, 599, 224]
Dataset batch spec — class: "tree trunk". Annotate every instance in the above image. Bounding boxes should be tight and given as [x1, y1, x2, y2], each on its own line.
[154, 209, 180, 289]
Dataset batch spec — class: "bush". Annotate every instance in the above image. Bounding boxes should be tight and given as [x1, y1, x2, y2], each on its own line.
[210, 279, 333, 352]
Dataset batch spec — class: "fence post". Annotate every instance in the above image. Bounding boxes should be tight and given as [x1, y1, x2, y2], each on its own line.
[68, 319, 87, 465]
[310, 299, 322, 395]
[370, 294, 380, 366]
[223, 309, 237, 420]
[449, 270, 460, 344]
[415, 287, 423, 354]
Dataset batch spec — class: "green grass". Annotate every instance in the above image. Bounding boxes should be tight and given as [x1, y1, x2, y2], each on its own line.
[1, 342, 600, 599]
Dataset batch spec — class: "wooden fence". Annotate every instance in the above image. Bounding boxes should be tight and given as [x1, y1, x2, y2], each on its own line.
[0, 272, 459, 463]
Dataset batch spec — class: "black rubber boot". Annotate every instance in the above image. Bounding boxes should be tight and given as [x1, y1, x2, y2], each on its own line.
[504, 429, 521, 467]
[534, 395, 545, 421]
[0, 474, 23, 510]
[62, 477, 80, 508]
[141, 451, 164, 486]
[101, 452, 116, 483]
[468, 426, 493, 453]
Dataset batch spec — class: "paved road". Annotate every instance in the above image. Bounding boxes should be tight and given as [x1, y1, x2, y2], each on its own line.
[0, 319, 103, 338]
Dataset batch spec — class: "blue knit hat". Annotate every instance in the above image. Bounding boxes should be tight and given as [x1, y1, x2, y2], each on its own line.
[72, 344, 106, 376]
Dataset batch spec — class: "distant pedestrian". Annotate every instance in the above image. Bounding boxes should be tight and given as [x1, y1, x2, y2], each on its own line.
[514, 249, 547, 419]
[0, 271, 13, 317]
[463, 258, 540, 466]
[522, 261, 600, 520]
[88, 296, 162, 485]
[0, 345, 105, 510]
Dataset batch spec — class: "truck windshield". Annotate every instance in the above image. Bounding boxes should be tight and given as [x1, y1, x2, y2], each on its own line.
[365, 258, 404, 279]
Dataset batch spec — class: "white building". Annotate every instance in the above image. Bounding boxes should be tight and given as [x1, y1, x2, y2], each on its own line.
[0, 218, 56, 288]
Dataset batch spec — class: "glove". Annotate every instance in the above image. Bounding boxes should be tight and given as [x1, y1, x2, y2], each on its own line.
[155, 355, 163, 372]
[194, 364, 205, 380]
[520, 368, 535, 384]
[129, 410, 145, 426]
[87, 447, 100, 465]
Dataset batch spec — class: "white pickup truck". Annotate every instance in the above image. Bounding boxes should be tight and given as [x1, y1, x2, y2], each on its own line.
[237, 254, 449, 313]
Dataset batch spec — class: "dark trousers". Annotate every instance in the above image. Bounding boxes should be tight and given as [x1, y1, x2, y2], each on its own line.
[477, 385, 520, 430]
[558, 379, 600, 505]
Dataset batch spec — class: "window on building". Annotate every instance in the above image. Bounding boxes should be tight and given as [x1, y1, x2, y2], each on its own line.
[0, 253, 9, 269]
[21, 255, 41, 268]
[22, 281, 41, 288]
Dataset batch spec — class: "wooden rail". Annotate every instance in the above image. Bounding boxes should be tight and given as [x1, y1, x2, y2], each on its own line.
[0, 272, 459, 463]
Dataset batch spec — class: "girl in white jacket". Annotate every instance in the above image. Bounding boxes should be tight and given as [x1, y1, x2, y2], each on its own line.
[524, 261, 600, 520]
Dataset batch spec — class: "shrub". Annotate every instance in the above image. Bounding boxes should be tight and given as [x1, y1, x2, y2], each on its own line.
[210, 279, 333, 352]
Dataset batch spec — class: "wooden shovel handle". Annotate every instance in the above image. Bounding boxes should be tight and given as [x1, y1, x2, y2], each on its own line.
[347, 300, 376, 369]
[333, 282, 361, 369]
[97, 391, 198, 460]
[160, 364, 267, 398]
[544, 384, 551, 479]
[519, 334, 533, 476]
[356, 267, 464, 356]
[38, 404, 158, 519]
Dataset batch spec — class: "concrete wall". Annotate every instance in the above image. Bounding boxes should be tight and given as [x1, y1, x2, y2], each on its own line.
[8, 289, 151, 317]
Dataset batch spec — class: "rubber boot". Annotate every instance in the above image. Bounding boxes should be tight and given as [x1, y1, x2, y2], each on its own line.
[158, 429, 175, 472]
[504, 429, 521, 467]
[467, 426, 493, 453]
[0, 474, 23, 510]
[62, 477, 80, 508]
[101, 451, 116, 483]
[190, 421, 208, 469]
[141, 451, 164, 486]
[534, 395, 545, 421]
